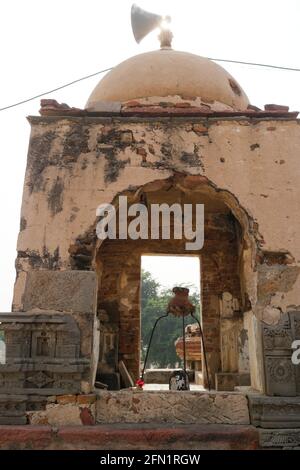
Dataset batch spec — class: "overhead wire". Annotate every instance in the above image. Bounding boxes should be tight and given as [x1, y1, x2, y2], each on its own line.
[1, 58, 300, 112]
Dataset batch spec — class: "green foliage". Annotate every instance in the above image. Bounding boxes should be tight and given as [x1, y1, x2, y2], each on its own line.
[0, 330, 4, 341]
[141, 270, 201, 368]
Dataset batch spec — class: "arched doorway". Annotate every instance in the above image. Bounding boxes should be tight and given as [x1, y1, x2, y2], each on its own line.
[94, 174, 257, 390]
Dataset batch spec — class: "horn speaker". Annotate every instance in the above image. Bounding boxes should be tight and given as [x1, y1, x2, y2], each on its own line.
[131, 4, 164, 43]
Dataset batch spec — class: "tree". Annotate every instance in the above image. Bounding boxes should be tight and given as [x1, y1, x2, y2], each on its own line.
[141, 270, 201, 368]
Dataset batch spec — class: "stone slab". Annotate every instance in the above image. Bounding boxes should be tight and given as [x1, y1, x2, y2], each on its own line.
[262, 311, 300, 397]
[259, 428, 300, 448]
[0, 424, 259, 450]
[0, 312, 95, 397]
[248, 395, 300, 428]
[96, 390, 250, 425]
[0, 425, 52, 449]
[23, 270, 97, 314]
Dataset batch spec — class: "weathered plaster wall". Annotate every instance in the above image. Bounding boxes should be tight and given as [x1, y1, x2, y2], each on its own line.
[14, 116, 300, 329]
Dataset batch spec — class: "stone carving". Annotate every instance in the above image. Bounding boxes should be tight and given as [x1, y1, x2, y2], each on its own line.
[0, 394, 47, 425]
[26, 372, 54, 388]
[220, 292, 239, 318]
[248, 395, 300, 428]
[291, 312, 300, 339]
[96, 390, 250, 425]
[97, 309, 120, 390]
[0, 311, 98, 424]
[23, 270, 97, 314]
[266, 357, 294, 384]
[263, 315, 292, 350]
[260, 429, 300, 448]
[221, 320, 240, 372]
[0, 313, 90, 396]
[263, 311, 300, 396]
[218, 293, 247, 390]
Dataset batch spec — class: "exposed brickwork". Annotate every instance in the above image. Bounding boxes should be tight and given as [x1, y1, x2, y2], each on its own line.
[97, 213, 241, 384]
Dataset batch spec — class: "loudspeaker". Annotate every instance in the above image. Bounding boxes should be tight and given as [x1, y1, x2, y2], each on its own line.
[131, 4, 163, 43]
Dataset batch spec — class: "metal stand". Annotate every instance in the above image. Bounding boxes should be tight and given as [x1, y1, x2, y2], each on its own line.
[140, 310, 211, 391]
[140, 312, 169, 381]
[182, 313, 188, 389]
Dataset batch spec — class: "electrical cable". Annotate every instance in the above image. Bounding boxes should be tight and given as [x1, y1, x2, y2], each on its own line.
[1, 57, 300, 112]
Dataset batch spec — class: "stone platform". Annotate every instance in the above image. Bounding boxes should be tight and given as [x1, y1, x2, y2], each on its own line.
[18, 390, 250, 426]
[96, 390, 250, 424]
[0, 424, 259, 450]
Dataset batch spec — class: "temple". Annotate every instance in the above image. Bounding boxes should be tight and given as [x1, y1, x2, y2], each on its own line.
[0, 33, 300, 450]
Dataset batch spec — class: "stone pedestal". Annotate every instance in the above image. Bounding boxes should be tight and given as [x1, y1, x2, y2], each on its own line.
[0, 270, 99, 424]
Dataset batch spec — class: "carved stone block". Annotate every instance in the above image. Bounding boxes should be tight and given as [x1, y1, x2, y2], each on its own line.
[265, 356, 296, 396]
[0, 313, 94, 395]
[23, 270, 97, 314]
[96, 390, 250, 424]
[259, 429, 300, 448]
[0, 311, 98, 423]
[263, 311, 300, 396]
[248, 395, 300, 428]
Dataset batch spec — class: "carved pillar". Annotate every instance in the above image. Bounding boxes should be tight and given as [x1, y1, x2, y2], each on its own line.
[263, 311, 300, 396]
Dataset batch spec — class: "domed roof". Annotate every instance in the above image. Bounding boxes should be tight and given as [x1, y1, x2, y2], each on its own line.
[86, 48, 249, 111]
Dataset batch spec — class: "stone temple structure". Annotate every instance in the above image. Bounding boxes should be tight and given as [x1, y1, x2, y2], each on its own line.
[0, 37, 300, 449]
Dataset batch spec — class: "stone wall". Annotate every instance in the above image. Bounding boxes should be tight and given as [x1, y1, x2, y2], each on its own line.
[97, 212, 242, 384]
[14, 116, 300, 321]
[12, 115, 300, 392]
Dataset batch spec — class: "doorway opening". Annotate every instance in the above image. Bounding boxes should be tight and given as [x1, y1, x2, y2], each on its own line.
[95, 174, 254, 391]
[141, 255, 204, 390]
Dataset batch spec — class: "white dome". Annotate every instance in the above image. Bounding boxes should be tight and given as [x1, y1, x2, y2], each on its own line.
[86, 48, 249, 111]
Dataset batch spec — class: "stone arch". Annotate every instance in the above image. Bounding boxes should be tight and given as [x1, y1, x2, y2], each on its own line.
[88, 173, 263, 390]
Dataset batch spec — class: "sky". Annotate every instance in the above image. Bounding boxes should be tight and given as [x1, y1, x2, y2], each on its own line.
[142, 255, 201, 294]
[1, 0, 300, 311]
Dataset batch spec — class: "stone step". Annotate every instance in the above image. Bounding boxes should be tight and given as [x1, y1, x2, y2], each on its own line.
[96, 390, 250, 425]
[0, 424, 260, 450]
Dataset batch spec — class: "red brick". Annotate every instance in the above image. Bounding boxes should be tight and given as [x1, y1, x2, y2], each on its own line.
[77, 394, 96, 405]
[136, 148, 147, 157]
[56, 394, 77, 405]
[175, 102, 192, 108]
[79, 407, 95, 425]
